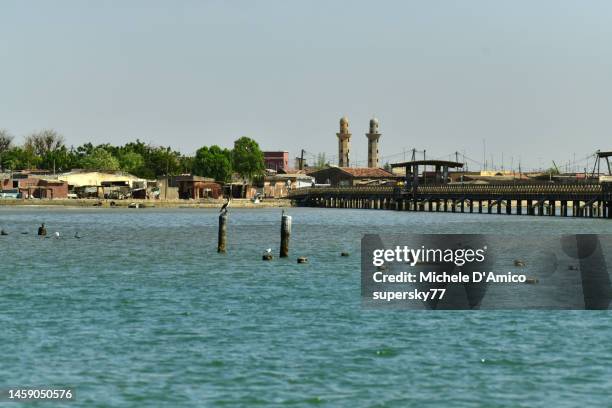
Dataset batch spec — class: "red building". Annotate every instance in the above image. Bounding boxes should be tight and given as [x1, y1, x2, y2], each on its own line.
[263, 151, 289, 172]
[1, 173, 68, 199]
[173, 175, 222, 199]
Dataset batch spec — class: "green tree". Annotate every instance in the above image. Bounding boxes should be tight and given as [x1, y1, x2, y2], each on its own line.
[118, 151, 145, 175]
[40, 145, 76, 173]
[232, 137, 264, 181]
[193, 145, 233, 182]
[1, 147, 41, 170]
[145, 146, 181, 177]
[80, 147, 120, 171]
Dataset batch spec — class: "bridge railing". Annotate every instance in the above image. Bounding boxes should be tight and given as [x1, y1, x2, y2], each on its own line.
[288, 182, 604, 199]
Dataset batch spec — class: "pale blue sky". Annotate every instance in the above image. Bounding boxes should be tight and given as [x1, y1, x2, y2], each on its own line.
[1, 0, 612, 170]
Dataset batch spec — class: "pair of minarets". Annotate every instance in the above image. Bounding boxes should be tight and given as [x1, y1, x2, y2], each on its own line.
[336, 116, 381, 168]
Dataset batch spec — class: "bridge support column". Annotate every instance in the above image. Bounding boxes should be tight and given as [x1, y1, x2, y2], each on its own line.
[506, 200, 511, 215]
[469, 200, 473, 213]
[572, 201, 577, 217]
[538, 201, 544, 216]
[451, 199, 456, 213]
[478, 200, 482, 213]
[460, 199, 465, 213]
[517, 200, 522, 215]
[549, 200, 556, 216]
[487, 200, 492, 214]
[607, 201, 612, 218]
[561, 201, 567, 217]
[527, 200, 534, 215]
[496, 201, 502, 214]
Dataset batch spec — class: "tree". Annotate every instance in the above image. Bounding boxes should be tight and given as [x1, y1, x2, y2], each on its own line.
[0, 129, 13, 154]
[80, 147, 120, 171]
[315, 152, 328, 169]
[193, 145, 233, 182]
[24, 129, 65, 157]
[0, 129, 13, 170]
[0, 147, 41, 170]
[118, 151, 145, 175]
[145, 146, 181, 178]
[232, 137, 264, 181]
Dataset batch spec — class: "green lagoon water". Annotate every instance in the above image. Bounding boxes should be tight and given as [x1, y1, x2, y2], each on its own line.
[1, 207, 612, 407]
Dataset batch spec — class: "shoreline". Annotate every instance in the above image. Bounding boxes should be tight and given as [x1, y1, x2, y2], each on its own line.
[0, 198, 293, 209]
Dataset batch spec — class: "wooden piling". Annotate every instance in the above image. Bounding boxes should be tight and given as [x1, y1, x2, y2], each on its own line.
[217, 212, 228, 253]
[280, 213, 292, 258]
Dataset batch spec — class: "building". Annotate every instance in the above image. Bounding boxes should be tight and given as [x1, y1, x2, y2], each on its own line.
[263, 173, 315, 198]
[57, 170, 149, 189]
[337, 116, 351, 167]
[263, 151, 289, 172]
[309, 166, 398, 187]
[390, 160, 464, 185]
[156, 177, 180, 200]
[174, 175, 222, 199]
[1, 173, 68, 199]
[366, 117, 381, 168]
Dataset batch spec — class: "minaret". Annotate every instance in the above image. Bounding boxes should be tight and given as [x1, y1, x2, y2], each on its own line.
[366, 117, 381, 168]
[337, 116, 351, 167]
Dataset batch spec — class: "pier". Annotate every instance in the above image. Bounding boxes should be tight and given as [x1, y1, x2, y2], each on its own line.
[288, 182, 612, 219]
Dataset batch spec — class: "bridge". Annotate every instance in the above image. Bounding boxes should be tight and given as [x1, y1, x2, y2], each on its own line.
[288, 182, 612, 219]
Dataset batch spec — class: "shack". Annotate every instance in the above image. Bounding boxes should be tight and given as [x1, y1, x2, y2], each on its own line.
[174, 175, 222, 199]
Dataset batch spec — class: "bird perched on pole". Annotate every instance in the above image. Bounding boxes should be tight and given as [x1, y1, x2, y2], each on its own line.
[220, 198, 231, 214]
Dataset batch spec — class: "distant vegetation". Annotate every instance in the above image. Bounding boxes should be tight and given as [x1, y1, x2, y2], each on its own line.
[0, 128, 265, 182]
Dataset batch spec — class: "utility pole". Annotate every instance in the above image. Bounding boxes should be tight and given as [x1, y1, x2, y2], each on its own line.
[482, 139, 486, 171]
[299, 149, 305, 170]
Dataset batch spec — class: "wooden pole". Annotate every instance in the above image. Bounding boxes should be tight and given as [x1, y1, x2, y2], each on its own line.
[280, 213, 292, 258]
[217, 213, 227, 253]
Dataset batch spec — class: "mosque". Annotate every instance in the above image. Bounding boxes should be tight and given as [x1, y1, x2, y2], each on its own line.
[309, 116, 396, 187]
[336, 116, 382, 168]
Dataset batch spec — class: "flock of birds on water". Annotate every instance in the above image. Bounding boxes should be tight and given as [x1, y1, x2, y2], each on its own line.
[0, 198, 234, 240]
[0, 224, 82, 239]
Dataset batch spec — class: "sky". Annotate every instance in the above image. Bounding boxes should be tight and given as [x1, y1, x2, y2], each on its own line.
[1, 0, 612, 171]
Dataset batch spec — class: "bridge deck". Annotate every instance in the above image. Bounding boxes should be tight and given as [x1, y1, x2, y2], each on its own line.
[288, 183, 612, 219]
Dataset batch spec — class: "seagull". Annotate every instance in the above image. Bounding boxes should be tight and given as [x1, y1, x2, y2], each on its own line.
[265, 248, 272, 254]
[220, 198, 231, 214]
[74, 232, 82, 239]
[54, 232, 61, 239]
